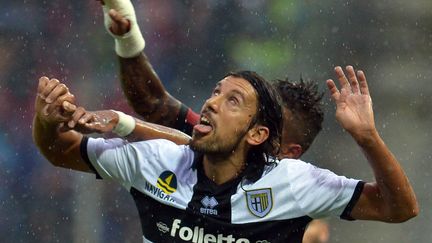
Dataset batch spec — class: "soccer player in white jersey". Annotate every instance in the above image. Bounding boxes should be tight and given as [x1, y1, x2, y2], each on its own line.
[33, 65, 417, 242]
[96, 0, 331, 241]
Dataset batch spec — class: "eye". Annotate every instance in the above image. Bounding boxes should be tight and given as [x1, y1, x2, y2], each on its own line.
[212, 88, 220, 97]
[228, 96, 239, 105]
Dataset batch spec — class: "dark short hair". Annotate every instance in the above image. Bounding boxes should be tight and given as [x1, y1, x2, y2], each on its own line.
[274, 78, 324, 154]
[228, 71, 283, 182]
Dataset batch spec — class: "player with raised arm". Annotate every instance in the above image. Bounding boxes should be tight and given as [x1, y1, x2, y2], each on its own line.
[95, 1, 418, 241]
[97, 0, 325, 163]
[33, 66, 417, 242]
[98, 2, 328, 240]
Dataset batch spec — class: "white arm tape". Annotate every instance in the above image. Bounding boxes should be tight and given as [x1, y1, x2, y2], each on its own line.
[111, 110, 136, 137]
[103, 0, 145, 58]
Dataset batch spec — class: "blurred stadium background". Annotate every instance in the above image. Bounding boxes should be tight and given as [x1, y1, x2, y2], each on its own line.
[0, 0, 431, 242]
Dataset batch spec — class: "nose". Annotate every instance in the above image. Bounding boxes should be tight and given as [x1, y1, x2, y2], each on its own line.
[203, 94, 221, 113]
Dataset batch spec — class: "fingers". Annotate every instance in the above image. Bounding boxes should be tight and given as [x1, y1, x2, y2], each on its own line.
[43, 102, 71, 120]
[59, 105, 97, 134]
[345, 66, 360, 94]
[68, 106, 87, 128]
[41, 103, 70, 122]
[62, 101, 77, 113]
[39, 77, 74, 104]
[45, 83, 69, 104]
[37, 76, 49, 94]
[58, 93, 76, 107]
[334, 66, 350, 90]
[356, 70, 370, 96]
[108, 9, 131, 35]
[40, 78, 60, 99]
[40, 79, 75, 115]
[332, 65, 368, 95]
[78, 112, 94, 125]
[326, 79, 340, 101]
[67, 107, 95, 129]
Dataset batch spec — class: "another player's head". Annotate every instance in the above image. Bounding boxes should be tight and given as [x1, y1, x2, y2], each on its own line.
[190, 71, 282, 181]
[274, 79, 324, 159]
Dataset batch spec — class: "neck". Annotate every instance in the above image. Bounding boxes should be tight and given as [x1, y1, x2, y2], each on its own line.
[203, 149, 247, 185]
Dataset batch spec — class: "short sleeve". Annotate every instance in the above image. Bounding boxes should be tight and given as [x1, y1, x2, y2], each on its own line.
[282, 159, 364, 220]
[81, 137, 187, 190]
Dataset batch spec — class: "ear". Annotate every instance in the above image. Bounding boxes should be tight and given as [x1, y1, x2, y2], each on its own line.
[279, 143, 303, 159]
[246, 125, 269, 146]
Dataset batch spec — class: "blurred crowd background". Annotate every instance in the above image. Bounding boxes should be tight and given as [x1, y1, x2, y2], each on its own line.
[0, 0, 431, 242]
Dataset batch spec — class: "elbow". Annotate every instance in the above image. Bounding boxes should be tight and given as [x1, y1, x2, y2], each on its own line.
[387, 202, 419, 223]
[401, 197, 420, 222]
[390, 211, 418, 223]
[402, 201, 420, 221]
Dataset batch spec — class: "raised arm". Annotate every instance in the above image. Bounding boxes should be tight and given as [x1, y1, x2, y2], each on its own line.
[326, 66, 418, 222]
[33, 77, 191, 171]
[98, 0, 184, 126]
[32, 77, 90, 172]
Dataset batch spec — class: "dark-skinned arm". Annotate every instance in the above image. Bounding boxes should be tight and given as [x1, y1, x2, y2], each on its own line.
[118, 54, 183, 126]
[98, 1, 185, 127]
[32, 77, 91, 172]
[34, 77, 191, 173]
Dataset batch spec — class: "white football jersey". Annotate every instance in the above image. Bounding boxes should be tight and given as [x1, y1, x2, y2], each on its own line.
[82, 137, 363, 243]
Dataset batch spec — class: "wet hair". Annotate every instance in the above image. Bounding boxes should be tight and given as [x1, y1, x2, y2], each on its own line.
[274, 78, 324, 154]
[227, 71, 283, 182]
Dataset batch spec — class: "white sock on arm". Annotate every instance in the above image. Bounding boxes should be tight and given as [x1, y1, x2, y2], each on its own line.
[102, 0, 145, 58]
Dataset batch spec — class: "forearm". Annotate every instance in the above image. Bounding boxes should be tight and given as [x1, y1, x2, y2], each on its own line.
[118, 53, 182, 126]
[126, 119, 191, 145]
[328, 66, 418, 221]
[101, 1, 183, 127]
[33, 115, 91, 172]
[356, 130, 418, 221]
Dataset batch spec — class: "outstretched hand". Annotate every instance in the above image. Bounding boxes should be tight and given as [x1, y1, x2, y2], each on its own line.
[326, 66, 376, 141]
[62, 105, 119, 135]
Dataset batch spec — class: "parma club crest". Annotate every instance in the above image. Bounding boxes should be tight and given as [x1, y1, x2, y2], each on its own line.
[246, 188, 273, 218]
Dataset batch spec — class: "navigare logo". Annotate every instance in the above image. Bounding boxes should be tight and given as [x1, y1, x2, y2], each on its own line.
[144, 181, 175, 203]
[144, 170, 177, 203]
[200, 196, 218, 215]
[157, 170, 177, 194]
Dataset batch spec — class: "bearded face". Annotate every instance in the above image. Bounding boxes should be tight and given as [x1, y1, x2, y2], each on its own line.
[189, 76, 258, 157]
[190, 123, 249, 155]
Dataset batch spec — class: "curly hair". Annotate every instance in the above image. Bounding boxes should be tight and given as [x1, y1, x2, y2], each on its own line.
[274, 78, 324, 154]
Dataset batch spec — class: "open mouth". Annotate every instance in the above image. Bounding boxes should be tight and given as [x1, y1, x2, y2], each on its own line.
[193, 115, 214, 134]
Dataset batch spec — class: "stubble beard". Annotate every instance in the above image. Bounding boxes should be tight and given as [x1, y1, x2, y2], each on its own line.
[190, 128, 247, 157]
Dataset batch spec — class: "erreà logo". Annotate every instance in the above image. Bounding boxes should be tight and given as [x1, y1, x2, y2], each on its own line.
[157, 171, 177, 194]
[200, 196, 218, 215]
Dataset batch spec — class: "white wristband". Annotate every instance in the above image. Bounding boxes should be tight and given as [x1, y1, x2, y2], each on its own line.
[102, 0, 145, 58]
[112, 110, 136, 137]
